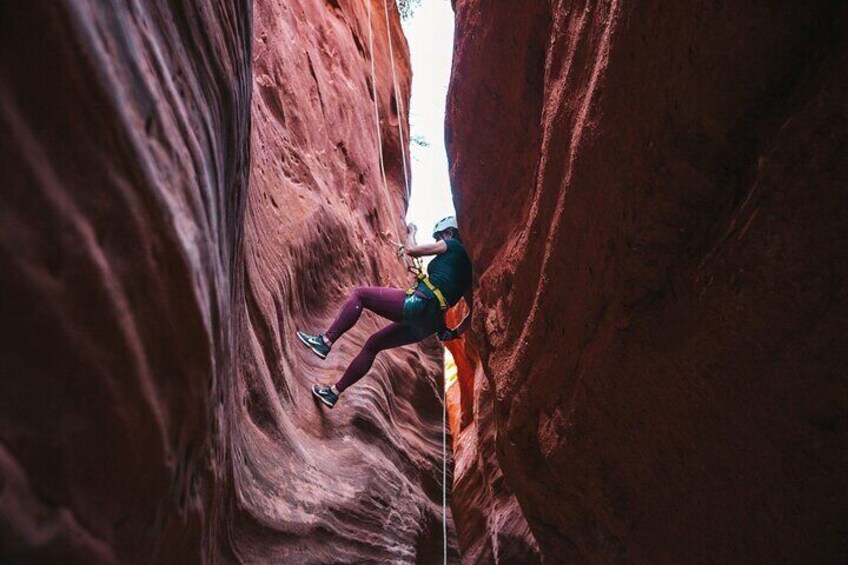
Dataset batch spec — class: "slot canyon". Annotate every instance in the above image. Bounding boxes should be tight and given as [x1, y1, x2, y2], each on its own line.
[1, 1, 846, 564]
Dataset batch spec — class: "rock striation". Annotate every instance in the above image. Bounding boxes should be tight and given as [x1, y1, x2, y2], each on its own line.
[1, 1, 252, 561]
[444, 307, 539, 564]
[1, 0, 456, 563]
[447, 0, 848, 562]
[227, 0, 457, 562]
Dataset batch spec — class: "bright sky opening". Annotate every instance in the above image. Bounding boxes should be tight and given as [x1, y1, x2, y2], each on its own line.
[401, 1, 455, 248]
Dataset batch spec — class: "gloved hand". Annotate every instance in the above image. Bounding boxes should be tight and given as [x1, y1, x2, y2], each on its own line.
[396, 244, 406, 258]
[437, 328, 459, 342]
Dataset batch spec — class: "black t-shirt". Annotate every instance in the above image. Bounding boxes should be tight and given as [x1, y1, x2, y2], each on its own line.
[427, 238, 472, 306]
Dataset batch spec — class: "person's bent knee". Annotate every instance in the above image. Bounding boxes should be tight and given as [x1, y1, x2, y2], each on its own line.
[352, 287, 368, 304]
[342, 287, 364, 310]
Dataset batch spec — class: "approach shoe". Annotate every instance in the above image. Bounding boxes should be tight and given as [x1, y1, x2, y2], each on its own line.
[312, 384, 338, 409]
[297, 330, 330, 359]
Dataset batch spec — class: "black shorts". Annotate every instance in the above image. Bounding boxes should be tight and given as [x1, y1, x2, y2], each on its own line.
[402, 285, 445, 340]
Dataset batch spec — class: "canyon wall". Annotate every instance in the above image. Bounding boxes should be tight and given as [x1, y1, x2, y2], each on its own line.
[1, 0, 456, 563]
[227, 0, 457, 561]
[444, 306, 539, 564]
[449, 368, 541, 564]
[1, 1, 252, 561]
[447, 0, 848, 563]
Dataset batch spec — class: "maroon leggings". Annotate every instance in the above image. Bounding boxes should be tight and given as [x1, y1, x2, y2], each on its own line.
[325, 287, 423, 392]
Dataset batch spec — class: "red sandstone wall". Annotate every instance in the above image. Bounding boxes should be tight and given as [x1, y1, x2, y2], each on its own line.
[445, 305, 540, 563]
[450, 367, 541, 564]
[1, 2, 251, 561]
[221, 0, 458, 561]
[447, 0, 848, 562]
[1, 0, 457, 562]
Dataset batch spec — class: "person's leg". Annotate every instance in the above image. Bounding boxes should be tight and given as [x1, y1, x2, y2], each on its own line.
[334, 322, 420, 393]
[324, 287, 407, 344]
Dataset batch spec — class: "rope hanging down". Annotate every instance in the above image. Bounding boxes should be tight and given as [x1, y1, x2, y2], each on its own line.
[364, 2, 448, 562]
[380, 0, 424, 276]
[381, 0, 412, 204]
[364, 0, 405, 251]
[441, 351, 448, 563]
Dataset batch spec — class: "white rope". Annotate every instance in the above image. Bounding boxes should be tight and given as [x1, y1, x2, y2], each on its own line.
[364, 0, 403, 246]
[381, 0, 411, 201]
[365, 3, 448, 561]
[381, 0, 422, 276]
[379, 3, 449, 560]
[442, 373, 448, 563]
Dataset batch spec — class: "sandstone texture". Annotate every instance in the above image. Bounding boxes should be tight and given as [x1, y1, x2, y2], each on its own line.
[444, 307, 539, 564]
[449, 370, 540, 565]
[1, 0, 456, 563]
[231, 0, 457, 562]
[447, 1, 848, 562]
[1, 1, 252, 561]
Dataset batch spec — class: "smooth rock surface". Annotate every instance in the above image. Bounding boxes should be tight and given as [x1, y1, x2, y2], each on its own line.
[1, 0, 457, 562]
[447, 0, 848, 562]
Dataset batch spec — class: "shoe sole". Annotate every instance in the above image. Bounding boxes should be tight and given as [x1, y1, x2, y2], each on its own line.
[297, 331, 328, 359]
[311, 385, 336, 409]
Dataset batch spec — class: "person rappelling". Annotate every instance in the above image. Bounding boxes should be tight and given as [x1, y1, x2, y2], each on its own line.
[297, 216, 473, 408]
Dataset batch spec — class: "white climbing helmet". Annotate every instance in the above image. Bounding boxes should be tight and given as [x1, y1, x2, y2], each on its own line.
[432, 215, 458, 239]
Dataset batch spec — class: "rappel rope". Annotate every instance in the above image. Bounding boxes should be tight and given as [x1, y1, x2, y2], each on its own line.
[364, 0, 404, 254]
[364, 1, 448, 561]
[380, 0, 424, 278]
[442, 357, 448, 564]
[381, 0, 411, 206]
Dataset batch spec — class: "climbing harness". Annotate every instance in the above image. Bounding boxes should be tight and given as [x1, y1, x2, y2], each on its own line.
[364, 2, 449, 561]
[406, 271, 448, 311]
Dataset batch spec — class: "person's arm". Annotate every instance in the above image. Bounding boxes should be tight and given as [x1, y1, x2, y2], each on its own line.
[405, 240, 448, 257]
